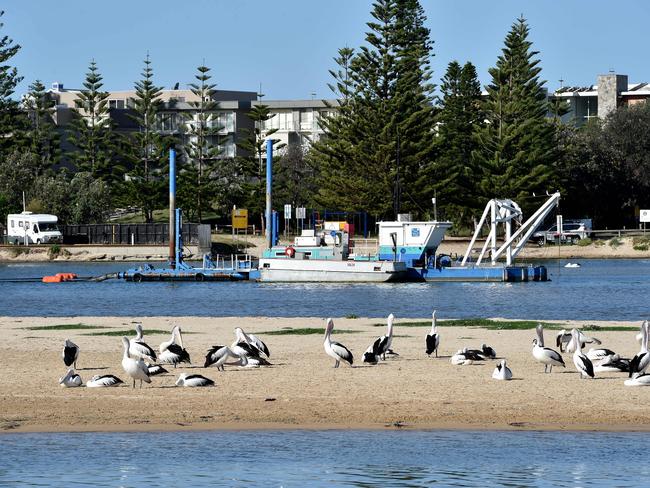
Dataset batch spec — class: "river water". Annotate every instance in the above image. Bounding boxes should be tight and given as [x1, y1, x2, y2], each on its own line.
[0, 429, 648, 487]
[0, 259, 648, 319]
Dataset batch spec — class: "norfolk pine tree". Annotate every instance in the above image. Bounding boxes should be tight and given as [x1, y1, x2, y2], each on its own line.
[472, 16, 558, 211]
[124, 54, 167, 222]
[68, 60, 117, 182]
[24, 79, 61, 171]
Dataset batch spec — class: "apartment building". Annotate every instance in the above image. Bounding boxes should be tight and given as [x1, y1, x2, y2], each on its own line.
[552, 73, 650, 126]
[48, 82, 257, 158]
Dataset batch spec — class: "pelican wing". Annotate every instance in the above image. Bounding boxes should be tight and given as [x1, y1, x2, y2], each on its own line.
[248, 333, 270, 358]
[575, 354, 595, 378]
[204, 345, 229, 367]
[63, 345, 78, 366]
[543, 347, 565, 365]
[130, 340, 157, 361]
[183, 374, 214, 387]
[87, 374, 123, 387]
[147, 364, 168, 376]
[425, 333, 438, 355]
[331, 341, 353, 365]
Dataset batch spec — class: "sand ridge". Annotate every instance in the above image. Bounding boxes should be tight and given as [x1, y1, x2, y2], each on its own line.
[1, 316, 649, 433]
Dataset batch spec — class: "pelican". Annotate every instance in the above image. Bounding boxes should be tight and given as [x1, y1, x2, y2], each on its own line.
[86, 374, 123, 387]
[629, 320, 650, 377]
[566, 329, 602, 353]
[364, 313, 394, 363]
[480, 343, 497, 359]
[572, 329, 594, 379]
[62, 339, 79, 369]
[232, 328, 270, 358]
[556, 330, 572, 353]
[121, 336, 151, 388]
[362, 344, 379, 364]
[532, 324, 565, 373]
[323, 318, 353, 368]
[425, 310, 440, 357]
[594, 354, 629, 373]
[624, 373, 650, 386]
[59, 368, 82, 387]
[230, 328, 270, 365]
[146, 364, 168, 376]
[461, 347, 486, 361]
[204, 345, 236, 370]
[176, 373, 214, 387]
[635, 320, 648, 344]
[129, 323, 157, 362]
[451, 349, 473, 365]
[492, 360, 512, 380]
[586, 347, 616, 361]
[159, 325, 191, 368]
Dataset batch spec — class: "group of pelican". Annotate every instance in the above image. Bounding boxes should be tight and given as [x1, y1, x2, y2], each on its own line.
[531, 321, 650, 385]
[59, 323, 271, 389]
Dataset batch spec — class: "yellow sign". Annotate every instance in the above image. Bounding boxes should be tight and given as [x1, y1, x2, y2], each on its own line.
[232, 209, 248, 229]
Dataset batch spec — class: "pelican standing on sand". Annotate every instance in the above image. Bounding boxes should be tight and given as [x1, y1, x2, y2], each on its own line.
[62, 339, 79, 369]
[629, 320, 650, 377]
[232, 327, 270, 358]
[425, 310, 440, 357]
[230, 328, 271, 365]
[532, 324, 565, 373]
[129, 323, 157, 362]
[59, 368, 82, 387]
[324, 318, 353, 368]
[159, 325, 191, 367]
[572, 329, 595, 379]
[566, 329, 601, 354]
[492, 360, 513, 380]
[121, 336, 151, 388]
[204, 345, 236, 370]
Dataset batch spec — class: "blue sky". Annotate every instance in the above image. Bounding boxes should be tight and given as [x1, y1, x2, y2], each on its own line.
[5, 0, 650, 99]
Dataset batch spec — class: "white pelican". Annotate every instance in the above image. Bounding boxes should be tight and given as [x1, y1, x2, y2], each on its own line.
[566, 329, 602, 353]
[159, 325, 191, 367]
[586, 348, 616, 361]
[323, 318, 353, 368]
[630, 320, 650, 377]
[480, 343, 497, 359]
[146, 364, 168, 376]
[572, 329, 594, 379]
[204, 345, 236, 370]
[451, 349, 473, 366]
[532, 324, 565, 373]
[625, 373, 650, 386]
[460, 347, 486, 361]
[425, 310, 440, 357]
[86, 374, 123, 387]
[176, 373, 214, 387]
[492, 360, 512, 380]
[555, 330, 572, 353]
[594, 354, 630, 374]
[232, 328, 270, 358]
[121, 336, 151, 388]
[363, 313, 394, 363]
[62, 339, 79, 369]
[635, 320, 647, 344]
[59, 368, 82, 387]
[129, 323, 157, 362]
[362, 343, 379, 364]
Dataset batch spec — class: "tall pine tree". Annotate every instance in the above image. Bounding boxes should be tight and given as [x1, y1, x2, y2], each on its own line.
[24, 79, 61, 171]
[434, 61, 483, 225]
[179, 64, 223, 222]
[0, 10, 28, 155]
[124, 54, 167, 222]
[472, 16, 558, 210]
[68, 60, 116, 182]
[312, 0, 436, 220]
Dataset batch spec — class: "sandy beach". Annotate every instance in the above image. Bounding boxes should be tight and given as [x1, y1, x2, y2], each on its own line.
[1, 315, 649, 433]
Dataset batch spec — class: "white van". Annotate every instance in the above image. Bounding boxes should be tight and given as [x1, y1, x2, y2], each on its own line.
[6, 212, 63, 245]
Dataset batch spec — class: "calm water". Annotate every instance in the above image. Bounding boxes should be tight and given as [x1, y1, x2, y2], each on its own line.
[0, 430, 648, 487]
[0, 259, 648, 319]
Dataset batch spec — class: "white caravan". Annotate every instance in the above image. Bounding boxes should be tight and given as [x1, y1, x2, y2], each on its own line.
[6, 212, 63, 245]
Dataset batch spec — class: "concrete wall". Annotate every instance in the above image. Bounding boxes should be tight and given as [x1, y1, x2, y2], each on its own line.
[598, 74, 628, 119]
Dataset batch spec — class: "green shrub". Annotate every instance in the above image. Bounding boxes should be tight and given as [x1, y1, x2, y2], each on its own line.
[9, 247, 30, 257]
[48, 244, 61, 258]
[576, 238, 592, 246]
[593, 239, 605, 247]
[632, 236, 650, 246]
[609, 237, 622, 248]
[633, 243, 649, 251]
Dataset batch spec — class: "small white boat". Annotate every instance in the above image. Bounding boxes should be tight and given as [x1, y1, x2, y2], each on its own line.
[564, 262, 581, 268]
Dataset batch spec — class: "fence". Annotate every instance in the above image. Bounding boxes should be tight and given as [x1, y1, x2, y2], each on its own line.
[61, 223, 212, 252]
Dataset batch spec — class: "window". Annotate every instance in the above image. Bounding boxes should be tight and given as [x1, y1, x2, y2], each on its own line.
[109, 99, 125, 109]
[157, 113, 178, 131]
[10, 220, 14, 228]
